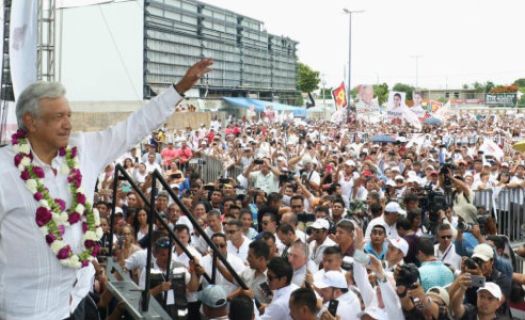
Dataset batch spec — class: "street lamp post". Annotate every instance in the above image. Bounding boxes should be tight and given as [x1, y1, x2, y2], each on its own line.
[410, 55, 423, 89]
[343, 8, 364, 123]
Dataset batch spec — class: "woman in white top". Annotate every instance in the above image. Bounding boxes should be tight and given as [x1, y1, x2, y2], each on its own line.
[135, 209, 150, 242]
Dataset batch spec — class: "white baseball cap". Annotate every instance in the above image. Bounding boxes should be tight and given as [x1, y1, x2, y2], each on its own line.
[313, 271, 347, 289]
[388, 237, 409, 257]
[384, 202, 402, 214]
[310, 218, 330, 230]
[472, 243, 494, 262]
[477, 282, 503, 301]
[344, 159, 356, 167]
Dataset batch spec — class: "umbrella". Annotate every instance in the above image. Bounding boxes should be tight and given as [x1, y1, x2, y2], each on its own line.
[424, 117, 443, 126]
[513, 140, 525, 152]
[371, 134, 396, 143]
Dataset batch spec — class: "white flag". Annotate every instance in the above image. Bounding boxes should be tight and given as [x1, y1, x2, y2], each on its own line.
[10, 0, 38, 100]
[480, 138, 504, 161]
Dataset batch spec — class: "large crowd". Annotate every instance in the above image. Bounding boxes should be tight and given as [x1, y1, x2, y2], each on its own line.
[87, 108, 525, 320]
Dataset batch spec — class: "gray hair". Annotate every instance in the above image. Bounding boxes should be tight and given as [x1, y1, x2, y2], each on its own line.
[16, 81, 66, 130]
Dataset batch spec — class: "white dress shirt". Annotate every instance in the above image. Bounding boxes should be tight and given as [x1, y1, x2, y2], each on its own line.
[260, 283, 299, 320]
[200, 253, 247, 295]
[309, 236, 337, 265]
[0, 87, 182, 320]
[227, 236, 251, 262]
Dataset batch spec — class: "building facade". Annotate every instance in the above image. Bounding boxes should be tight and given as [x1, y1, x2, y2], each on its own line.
[59, 0, 298, 102]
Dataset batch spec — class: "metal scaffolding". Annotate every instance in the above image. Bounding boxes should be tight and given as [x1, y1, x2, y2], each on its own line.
[37, 0, 55, 82]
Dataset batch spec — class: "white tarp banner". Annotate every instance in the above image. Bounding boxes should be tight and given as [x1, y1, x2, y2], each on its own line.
[57, 0, 135, 9]
[9, 0, 38, 100]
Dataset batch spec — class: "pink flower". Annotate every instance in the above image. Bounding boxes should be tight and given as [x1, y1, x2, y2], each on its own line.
[14, 153, 23, 166]
[76, 193, 86, 205]
[32, 166, 45, 179]
[11, 129, 26, 144]
[59, 148, 66, 157]
[34, 192, 43, 201]
[57, 246, 71, 259]
[82, 222, 88, 233]
[81, 260, 90, 267]
[91, 243, 101, 257]
[45, 233, 56, 244]
[71, 147, 78, 158]
[55, 198, 66, 212]
[68, 212, 81, 224]
[57, 225, 65, 236]
[84, 239, 96, 248]
[35, 207, 52, 227]
[20, 169, 30, 181]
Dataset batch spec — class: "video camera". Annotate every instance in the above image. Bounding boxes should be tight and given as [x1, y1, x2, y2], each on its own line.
[279, 170, 295, 184]
[394, 263, 420, 289]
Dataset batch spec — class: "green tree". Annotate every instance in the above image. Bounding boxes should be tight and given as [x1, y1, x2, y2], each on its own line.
[373, 83, 389, 106]
[485, 81, 495, 93]
[518, 95, 525, 108]
[514, 78, 525, 87]
[392, 83, 415, 100]
[296, 62, 320, 93]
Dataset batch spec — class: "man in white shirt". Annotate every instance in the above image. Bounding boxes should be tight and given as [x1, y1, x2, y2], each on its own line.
[0, 59, 212, 320]
[225, 219, 251, 262]
[171, 224, 202, 319]
[313, 270, 361, 320]
[365, 202, 403, 241]
[243, 158, 281, 194]
[308, 218, 337, 265]
[261, 257, 299, 320]
[434, 223, 461, 271]
[193, 233, 247, 296]
[288, 241, 318, 287]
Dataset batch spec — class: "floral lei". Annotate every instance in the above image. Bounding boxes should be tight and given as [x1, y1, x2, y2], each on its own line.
[12, 129, 102, 269]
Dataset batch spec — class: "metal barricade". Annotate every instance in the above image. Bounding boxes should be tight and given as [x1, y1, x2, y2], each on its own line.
[189, 155, 243, 184]
[474, 188, 525, 242]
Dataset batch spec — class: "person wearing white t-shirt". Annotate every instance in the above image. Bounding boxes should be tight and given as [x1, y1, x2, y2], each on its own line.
[434, 224, 461, 271]
[365, 202, 403, 241]
[191, 233, 247, 296]
[225, 219, 252, 262]
[0, 60, 212, 320]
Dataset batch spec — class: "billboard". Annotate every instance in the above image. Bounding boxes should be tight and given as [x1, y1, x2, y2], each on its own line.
[485, 93, 517, 107]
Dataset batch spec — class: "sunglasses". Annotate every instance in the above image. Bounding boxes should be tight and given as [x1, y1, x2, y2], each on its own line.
[291, 205, 302, 209]
[226, 230, 238, 234]
[214, 243, 227, 248]
[440, 235, 452, 240]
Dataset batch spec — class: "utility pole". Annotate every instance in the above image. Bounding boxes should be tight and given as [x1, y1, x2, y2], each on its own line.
[343, 8, 364, 122]
[410, 55, 423, 89]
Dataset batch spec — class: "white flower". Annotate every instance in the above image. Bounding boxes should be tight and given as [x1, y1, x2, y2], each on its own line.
[74, 162, 80, 169]
[84, 231, 98, 241]
[51, 240, 65, 254]
[60, 163, 70, 175]
[95, 227, 103, 240]
[54, 212, 69, 225]
[39, 225, 49, 235]
[40, 200, 49, 208]
[75, 204, 85, 214]
[18, 163, 25, 171]
[77, 186, 85, 194]
[26, 179, 38, 193]
[20, 156, 31, 167]
[19, 143, 30, 154]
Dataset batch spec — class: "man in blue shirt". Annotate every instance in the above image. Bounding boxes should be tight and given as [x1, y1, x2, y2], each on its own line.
[417, 237, 454, 292]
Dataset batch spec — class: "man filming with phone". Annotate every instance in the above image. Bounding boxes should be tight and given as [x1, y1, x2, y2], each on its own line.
[312, 270, 360, 320]
[449, 243, 511, 317]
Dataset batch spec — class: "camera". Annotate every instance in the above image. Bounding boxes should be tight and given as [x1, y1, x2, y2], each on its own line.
[440, 163, 457, 189]
[457, 221, 474, 233]
[170, 173, 182, 179]
[394, 263, 420, 288]
[254, 159, 264, 165]
[218, 177, 230, 184]
[279, 171, 295, 184]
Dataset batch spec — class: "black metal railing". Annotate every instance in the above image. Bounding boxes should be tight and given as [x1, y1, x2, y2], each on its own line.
[108, 164, 248, 316]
